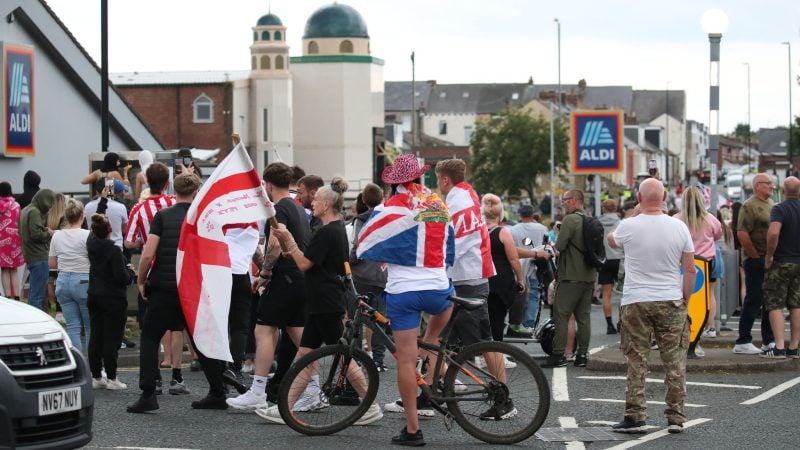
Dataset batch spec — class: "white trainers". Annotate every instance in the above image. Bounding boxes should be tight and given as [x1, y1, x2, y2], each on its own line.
[694, 344, 705, 358]
[761, 342, 776, 352]
[503, 355, 517, 369]
[241, 362, 254, 374]
[733, 343, 762, 355]
[292, 384, 328, 412]
[383, 398, 435, 417]
[704, 328, 717, 338]
[106, 379, 128, 390]
[92, 377, 107, 389]
[454, 379, 468, 393]
[475, 355, 517, 369]
[226, 389, 268, 410]
[354, 403, 383, 425]
[255, 405, 284, 424]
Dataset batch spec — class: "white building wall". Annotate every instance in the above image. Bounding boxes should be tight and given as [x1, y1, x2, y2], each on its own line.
[650, 113, 686, 179]
[422, 113, 476, 146]
[250, 77, 293, 172]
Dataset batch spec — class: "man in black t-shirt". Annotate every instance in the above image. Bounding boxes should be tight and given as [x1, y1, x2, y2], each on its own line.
[226, 163, 311, 411]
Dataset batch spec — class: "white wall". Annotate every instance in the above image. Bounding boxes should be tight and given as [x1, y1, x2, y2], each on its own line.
[250, 77, 293, 172]
[422, 113, 476, 146]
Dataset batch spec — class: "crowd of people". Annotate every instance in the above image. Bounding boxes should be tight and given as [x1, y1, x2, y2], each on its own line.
[3, 148, 798, 444]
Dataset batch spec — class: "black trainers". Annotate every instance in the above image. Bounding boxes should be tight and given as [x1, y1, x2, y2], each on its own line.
[787, 347, 800, 359]
[191, 393, 228, 410]
[127, 395, 159, 413]
[760, 348, 787, 359]
[667, 421, 683, 434]
[222, 369, 248, 394]
[607, 324, 617, 335]
[391, 427, 425, 446]
[574, 354, 588, 367]
[540, 354, 567, 368]
[611, 417, 647, 434]
[479, 399, 517, 420]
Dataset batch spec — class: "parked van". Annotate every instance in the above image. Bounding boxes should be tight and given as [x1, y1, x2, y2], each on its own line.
[0, 299, 93, 449]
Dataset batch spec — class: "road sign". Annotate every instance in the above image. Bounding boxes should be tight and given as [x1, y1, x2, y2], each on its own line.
[571, 111, 622, 173]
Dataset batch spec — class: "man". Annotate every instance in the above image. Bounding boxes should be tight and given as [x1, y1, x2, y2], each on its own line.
[85, 179, 128, 249]
[608, 178, 695, 434]
[509, 204, 549, 335]
[733, 173, 776, 354]
[18, 189, 55, 311]
[297, 174, 324, 233]
[762, 176, 800, 359]
[226, 163, 311, 412]
[542, 190, 597, 368]
[127, 173, 203, 413]
[598, 199, 623, 334]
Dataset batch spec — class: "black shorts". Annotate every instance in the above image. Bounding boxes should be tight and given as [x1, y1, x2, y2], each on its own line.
[300, 313, 345, 349]
[450, 283, 492, 346]
[708, 258, 717, 283]
[598, 259, 621, 285]
[256, 274, 307, 328]
[143, 289, 186, 332]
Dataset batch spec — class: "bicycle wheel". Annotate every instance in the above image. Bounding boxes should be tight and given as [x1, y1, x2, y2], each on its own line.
[278, 344, 379, 436]
[443, 341, 550, 444]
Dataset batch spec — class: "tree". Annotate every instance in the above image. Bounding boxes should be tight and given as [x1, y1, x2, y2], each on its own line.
[733, 123, 751, 141]
[470, 107, 570, 201]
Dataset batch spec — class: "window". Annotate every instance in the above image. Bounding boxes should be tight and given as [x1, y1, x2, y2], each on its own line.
[340, 40, 353, 53]
[251, 56, 257, 70]
[261, 31, 270, 41]
[192, 94, 213, 123]
[275, 30, 282, 41]
[464, 125, 474, 142]
[308, 41, 319, 54]
[275, 55, 284, 69]
[261, 55, 270, 70]
[268, 108, 269, 142]
[438, 120, 447, 136]
[512, 92, 520, 100]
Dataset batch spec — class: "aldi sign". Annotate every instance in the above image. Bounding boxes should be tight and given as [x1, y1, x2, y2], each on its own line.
[2, 43, 34, 157]
[571, 111, 622, 173]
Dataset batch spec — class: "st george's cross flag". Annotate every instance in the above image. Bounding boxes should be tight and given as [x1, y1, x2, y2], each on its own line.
[176, 143, 275, 362]
[356, 183, 455, 268]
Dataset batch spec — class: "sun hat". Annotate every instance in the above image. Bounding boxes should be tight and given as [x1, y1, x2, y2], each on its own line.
[381, 154, 430, 184]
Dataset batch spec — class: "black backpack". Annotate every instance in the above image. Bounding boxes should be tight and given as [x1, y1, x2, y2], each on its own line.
[572, 212, 606, 270]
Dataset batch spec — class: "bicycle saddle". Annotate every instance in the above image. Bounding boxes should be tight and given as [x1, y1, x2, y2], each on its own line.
[448, 295, 486, 311]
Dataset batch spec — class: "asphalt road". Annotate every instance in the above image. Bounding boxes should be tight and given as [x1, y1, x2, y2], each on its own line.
[82, 298, 800, 449]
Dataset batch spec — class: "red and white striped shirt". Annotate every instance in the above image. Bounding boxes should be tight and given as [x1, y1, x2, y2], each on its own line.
[124, 194, 176, 246]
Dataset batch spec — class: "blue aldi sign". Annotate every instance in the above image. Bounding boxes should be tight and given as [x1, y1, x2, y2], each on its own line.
[571, 111, 622, 173]
[3, 43, 34, 157]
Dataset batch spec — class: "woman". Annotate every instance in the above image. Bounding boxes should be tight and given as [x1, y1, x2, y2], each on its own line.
[482, 194, 526, 342]
[87, 213, 132, 390]
[46, 193, 67, 318]
[81, 152, 130, 187]
[134, 150, 153, 200]
[676, 186, 722, 338]
[266, 177, 381, 425]
[0, 182, 24, 299]
[48, 199, 91, 352]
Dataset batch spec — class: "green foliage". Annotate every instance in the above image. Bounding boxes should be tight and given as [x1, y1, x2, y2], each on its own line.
[792, 115, 800, 159]
[469, 107, 569, 200]
[733, 123, 751, 141]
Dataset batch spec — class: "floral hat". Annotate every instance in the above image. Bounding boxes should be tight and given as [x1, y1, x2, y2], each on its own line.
[381, 154, 431, 184]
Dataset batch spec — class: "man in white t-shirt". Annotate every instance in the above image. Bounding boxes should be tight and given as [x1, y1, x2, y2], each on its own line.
[85, 179, 128, 249]
[607, 178, 696, 435]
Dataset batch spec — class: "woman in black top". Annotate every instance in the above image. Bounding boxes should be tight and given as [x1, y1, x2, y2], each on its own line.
[87, 213, 133, 390]
[271, 177, 379, 422]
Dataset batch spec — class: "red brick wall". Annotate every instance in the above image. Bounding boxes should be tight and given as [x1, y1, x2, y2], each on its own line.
[116, 84, 231, 150]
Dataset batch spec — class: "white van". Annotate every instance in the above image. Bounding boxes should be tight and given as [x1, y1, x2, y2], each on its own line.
[0, 299, 93, 448]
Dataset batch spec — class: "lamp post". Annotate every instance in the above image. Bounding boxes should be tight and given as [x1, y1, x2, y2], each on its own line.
[411, 51, 416, 149]
[782, 41, 793, 172]
[665, 81, 670, 186]
[702, 8, 728, 215]
[743, 62, 751, 172]
[552, 18, 561, 215]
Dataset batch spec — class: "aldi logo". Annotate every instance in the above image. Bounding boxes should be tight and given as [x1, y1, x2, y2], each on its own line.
[3, 43, 35, 157]
[571, 111, 623, 173]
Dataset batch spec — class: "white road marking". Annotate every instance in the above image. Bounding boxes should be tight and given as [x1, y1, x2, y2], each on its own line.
[741, 376, 800, 405]
[604, 418, 712, 449]
[114, 447, 201, 450]
[586, 420, 658, 429]
[588, 344, 607, 355]
[558, 416, 586, 450]
[580, 398, 707, 408]
[577, 375, 762, 389]
[552, 367, 570, 401]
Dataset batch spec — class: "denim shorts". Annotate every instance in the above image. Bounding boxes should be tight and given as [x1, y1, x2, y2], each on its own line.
[384, 285, 453, 331]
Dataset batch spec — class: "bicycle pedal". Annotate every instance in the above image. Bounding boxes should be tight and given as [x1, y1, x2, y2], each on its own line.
[443, 412, 454, 431]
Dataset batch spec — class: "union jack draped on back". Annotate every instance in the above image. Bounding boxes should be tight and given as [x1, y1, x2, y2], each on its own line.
[356, 183, 455, 268]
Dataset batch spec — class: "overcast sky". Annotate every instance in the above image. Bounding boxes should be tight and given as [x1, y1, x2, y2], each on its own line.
[46, 0, 800, 134]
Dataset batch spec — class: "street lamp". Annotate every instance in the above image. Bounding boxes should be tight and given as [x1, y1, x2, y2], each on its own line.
[782, 41, 793, 172]
[665, 81, 670, 186]
[551, 18, 561, 215]
[702, 8, 728, 215]
[743, 62, 751, 172]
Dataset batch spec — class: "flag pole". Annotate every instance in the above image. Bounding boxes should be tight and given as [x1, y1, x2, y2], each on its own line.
[231, 134, 287, 251]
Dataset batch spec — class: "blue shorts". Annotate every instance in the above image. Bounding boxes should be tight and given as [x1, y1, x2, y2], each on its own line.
[384, 286, 454, 331]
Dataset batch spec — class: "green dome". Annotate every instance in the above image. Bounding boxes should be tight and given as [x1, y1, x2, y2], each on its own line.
[257, 13, 283, 26]
[303, 3, 369, 39]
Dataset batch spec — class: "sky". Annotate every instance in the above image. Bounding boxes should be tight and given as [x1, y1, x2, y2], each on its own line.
[45, 0, 800, 134]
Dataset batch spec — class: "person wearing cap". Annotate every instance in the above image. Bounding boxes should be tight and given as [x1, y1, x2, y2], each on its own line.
[84, 179, 129, 250]
[81, 152, 131, 187]
[510, 204, 550, 335]
[357, 154, 453, 446]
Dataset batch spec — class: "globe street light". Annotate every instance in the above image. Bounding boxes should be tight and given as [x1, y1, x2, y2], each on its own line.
[702, 8, 729, 215]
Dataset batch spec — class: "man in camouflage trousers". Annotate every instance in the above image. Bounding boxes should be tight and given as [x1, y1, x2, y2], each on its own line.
[607, 178, 696, 434]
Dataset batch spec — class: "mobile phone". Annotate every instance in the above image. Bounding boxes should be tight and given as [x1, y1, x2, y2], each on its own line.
[648, 159, 657, 176]
[105, 178, 114, 190]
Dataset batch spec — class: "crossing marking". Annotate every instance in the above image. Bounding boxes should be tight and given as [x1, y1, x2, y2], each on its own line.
[578, 375, 761, 389]
[580, 398, 707, 408]
[588, 345, 607, 355]
[558, 417, 586, 450]
[741, 376, 800, 405]
[553, 367, 570, 401]
[604, 418, 712, 449]
[586, 420, 658, 429]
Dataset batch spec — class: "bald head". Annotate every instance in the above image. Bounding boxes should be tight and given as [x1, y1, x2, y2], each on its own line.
[638, 178, 665, 203]
[784, 176, 800, 198]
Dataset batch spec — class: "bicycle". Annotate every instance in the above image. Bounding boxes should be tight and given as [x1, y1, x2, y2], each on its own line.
[277, 270, 551, 445]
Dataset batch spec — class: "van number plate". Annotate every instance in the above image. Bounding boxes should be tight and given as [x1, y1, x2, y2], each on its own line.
[38, 387, 81, 416]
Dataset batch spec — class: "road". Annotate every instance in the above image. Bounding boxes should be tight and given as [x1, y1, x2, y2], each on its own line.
[83, 300, 800, 449]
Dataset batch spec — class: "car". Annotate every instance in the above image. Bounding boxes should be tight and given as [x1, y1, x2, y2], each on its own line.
[0, 298, 93, 449]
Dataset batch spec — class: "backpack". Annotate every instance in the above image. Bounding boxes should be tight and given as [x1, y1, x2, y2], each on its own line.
[572, 212, 606, 270]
